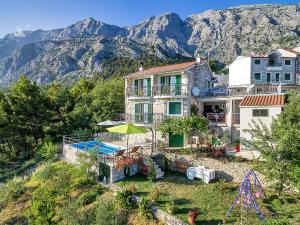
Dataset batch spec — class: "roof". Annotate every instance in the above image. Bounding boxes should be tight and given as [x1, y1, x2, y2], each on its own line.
[240, 95, 285, 107]
[127, 61, 197, 77]
[283, 48, 300, 56]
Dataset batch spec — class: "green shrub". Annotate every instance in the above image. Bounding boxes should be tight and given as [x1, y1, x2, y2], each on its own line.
[138, 197, 153, 219]
[60, 200, 95, 225]
[95, 199, 129, 225]
[114, 189, 134, 210]
[271, 198, 284, 211]
[26, 186, 57, 225]
[37, 140, 59, 161]
[165, 200, 176, 214]
[148, 187, 160, 203]
[263, 218, 290, 225]
[0, 177, 27, 209]
[76, 189, 98, 206]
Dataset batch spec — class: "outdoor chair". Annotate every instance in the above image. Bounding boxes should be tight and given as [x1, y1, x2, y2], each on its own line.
[130, 146, 141, 158]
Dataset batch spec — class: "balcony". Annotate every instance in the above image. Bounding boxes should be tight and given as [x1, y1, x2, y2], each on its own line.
[153, 84, 188, 97]
[267, 63, 282, 71]
[127, 87, 152, 98]
[205, 112, 226, 124]
[126, 113, 165, 125]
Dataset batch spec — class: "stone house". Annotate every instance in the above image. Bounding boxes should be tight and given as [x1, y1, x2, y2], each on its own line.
[124, 58, 213, 147]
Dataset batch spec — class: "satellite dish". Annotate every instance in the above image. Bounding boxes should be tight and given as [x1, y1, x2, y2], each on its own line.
[192, 87, 200, 97]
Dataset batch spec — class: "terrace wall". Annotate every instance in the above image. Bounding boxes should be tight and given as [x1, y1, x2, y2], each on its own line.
[63, 144, 140, 183]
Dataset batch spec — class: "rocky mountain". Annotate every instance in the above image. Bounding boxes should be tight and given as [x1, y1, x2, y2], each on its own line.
[1, 3, 300, 86]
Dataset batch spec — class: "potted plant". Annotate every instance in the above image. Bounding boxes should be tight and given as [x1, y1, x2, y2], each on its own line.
[233, 139, 240, 152]
[165, 201, 176, 214]
[188, 208, 199, 224]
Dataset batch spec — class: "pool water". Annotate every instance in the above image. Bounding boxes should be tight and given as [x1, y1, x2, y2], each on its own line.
[71, 141, 122, 155]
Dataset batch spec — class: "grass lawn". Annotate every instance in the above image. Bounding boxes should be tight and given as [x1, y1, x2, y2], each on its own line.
[117, 172, 300, 225]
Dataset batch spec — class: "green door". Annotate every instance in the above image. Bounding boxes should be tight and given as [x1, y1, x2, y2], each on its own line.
[169, 133, 184, 147]
[135, 104, 142, 122]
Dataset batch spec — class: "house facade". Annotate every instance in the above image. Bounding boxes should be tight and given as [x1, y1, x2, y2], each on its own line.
[124, 59, 213, 125]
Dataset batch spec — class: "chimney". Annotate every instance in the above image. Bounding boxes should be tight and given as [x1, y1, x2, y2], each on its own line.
[139, 65, 144, 72]
[196, 54, 201, 63]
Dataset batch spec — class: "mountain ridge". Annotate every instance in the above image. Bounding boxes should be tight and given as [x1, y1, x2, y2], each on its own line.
[1, 3, 300, 86]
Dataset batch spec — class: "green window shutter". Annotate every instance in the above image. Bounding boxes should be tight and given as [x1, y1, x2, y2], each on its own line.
[169, 102, 181, 115]
[148, 104, 153, 123]
[175, 75, 181, 95]
[134, 80, 139, 95]
[135, 104, 141, 122]
[147, 78, 151, 96]
[175, 102, 182, 114]
[160, 77, 166, 94]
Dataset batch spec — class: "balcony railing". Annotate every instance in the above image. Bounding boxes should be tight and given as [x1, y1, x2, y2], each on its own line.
[268, 62, 282, 67]
[205, 112, 226, 124]
[153, 84, 188, 96]
[127, 87, 152, 97]
[126, 113, 165, 125]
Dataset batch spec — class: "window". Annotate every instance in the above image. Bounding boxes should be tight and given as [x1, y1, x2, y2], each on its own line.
[168, 102, 182, 115]
[267, 73, 271, 83]
[254, 59, 261, 65]
[284, 73, 291, 81]
[254, 73, 261, 80]
[285, 60, 291, 66]
[160, 75, 181, 95]
[252, 109, 269, 117]
[275, 73, 280, 82]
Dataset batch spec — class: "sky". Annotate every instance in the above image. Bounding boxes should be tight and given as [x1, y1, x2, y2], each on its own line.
[0, 0, 299, 37]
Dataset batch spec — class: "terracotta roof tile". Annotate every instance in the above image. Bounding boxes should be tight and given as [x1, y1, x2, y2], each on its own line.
[283, 48, 300, 55]
[240, 95, 285, 107]
[128, 61, 197, 77]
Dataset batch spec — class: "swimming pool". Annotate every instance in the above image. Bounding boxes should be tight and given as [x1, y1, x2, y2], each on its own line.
[71, 141, 122, 155]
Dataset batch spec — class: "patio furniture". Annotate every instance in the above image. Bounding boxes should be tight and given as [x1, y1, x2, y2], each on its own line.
[186, 166, 215, 183]
[175, 161, 190, 173]
[130, 146, 141, 158]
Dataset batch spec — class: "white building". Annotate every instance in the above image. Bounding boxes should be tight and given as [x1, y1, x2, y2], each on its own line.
[240, 94, 285, 149]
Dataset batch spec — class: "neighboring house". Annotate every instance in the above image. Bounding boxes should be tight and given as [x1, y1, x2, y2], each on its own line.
[240, 95, 285, 149]
[229, 48, 300, 87]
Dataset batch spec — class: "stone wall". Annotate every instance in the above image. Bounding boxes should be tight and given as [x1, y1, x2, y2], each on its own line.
[63, 144, 141, 183]
[165, 153, 267, 186]
[110, 163, 140, 183]
[153, 207, 188, 225]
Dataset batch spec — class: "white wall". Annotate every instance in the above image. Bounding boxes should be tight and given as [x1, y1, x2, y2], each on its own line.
[229, 56, 252, 86]
[240, 106, 282, 149]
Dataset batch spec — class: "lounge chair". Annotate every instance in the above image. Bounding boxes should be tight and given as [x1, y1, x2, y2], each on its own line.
[130, 146, 141, 158]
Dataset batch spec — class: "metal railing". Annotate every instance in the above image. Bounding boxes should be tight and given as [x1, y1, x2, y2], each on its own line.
[126, 113, 165, 125]
[205, 112, 226, 124]
[127, 87, 152, 97]
[153, 84, 188, 96]
[268, 62, 282, 67]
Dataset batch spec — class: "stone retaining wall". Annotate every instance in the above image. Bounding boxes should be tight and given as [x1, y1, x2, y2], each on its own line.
[63, 144, 140, 183]
[110, 164, 140, 183]
[165, 153, 267, 186]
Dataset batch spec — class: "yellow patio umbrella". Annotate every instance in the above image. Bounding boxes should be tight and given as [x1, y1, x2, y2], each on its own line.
[107, 123, 148, 154]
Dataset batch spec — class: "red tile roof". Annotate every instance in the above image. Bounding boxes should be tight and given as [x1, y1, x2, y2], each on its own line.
[240, 95, 285, 107]
[284, 48, 300, 55]
[128, 61, 197, 77]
